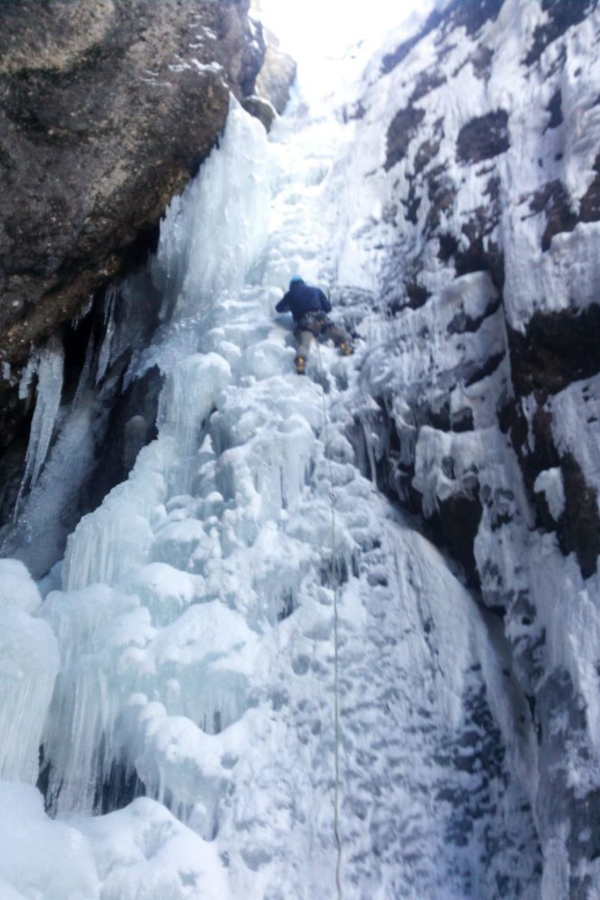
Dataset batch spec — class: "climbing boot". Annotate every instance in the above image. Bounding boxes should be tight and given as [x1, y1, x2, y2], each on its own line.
[295, 355, 307, 375]
[339, 342, 354, 356]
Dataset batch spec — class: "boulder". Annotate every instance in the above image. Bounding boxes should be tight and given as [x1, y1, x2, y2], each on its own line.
[0, 0, 264, 369]
[255, 29, 297, 115]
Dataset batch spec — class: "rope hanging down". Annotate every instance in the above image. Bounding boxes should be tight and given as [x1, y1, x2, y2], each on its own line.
[315, 341, 343, 900]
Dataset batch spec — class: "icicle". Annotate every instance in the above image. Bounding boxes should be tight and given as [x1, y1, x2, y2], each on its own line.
[72, 293, 94, 329]
[16, 336, 65, 504]
[151, 98, 271, 321]
[96, 284, 119, 384]
[0, 560, 59, 784]
[73, 329, 96, 407]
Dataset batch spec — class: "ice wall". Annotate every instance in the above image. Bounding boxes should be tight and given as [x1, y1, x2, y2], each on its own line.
[0, 16, 552, 900]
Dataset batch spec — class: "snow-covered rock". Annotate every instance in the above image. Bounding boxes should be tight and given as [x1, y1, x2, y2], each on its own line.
[340, 0, 600, 894]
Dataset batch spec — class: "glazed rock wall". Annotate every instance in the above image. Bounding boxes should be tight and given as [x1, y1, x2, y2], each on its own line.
[338, 0, 600, 894]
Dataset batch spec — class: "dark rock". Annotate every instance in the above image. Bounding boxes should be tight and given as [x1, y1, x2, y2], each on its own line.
[254, 28, 296, 115]
[505, 396, 600, 581]
[239, 14, 267, 97]
[545, 89, 563, 130]
[558, 452, 600, 578]
[425, 165, 457, 234]
[447, 179, 503, 286]
[402, 179, 421, 225]
[85, 364, 164, 515]
[528, 180, 578, 252]
[536, 666, 600, 895]
[414, 132, 442, 176]
[437, 491, 483, 588]
[242, 95, 276, 131]
[385, 106, 426, 171]
[0, 0, 264, 371]
[410, 70, 447, 104]
[455, 231, 504, 290]
[442, 0, 505, 38]
[95, 756, 146, 816]
[524, 0, 597, 67]
[0, 265, 166, 576]
[456, 110, 510, 164]
[509, 305, 600, 398]
[464, 350, 505, 387]
[343, 101, 366, 123]
[529, 158, 600, 252]
[438, 233, 459, 263]
[452, 408, 475, 433]
[406, 282, 431, 310]
[579, 153, 600, 223]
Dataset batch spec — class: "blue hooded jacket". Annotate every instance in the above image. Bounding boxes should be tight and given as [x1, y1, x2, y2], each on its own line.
[276, 278, 331, 323]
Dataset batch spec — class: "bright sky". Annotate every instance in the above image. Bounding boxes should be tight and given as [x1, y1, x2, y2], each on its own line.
[254, 0, 427, 62]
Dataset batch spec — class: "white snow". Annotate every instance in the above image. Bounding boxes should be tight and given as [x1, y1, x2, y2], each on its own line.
[534, 468, 566, 521]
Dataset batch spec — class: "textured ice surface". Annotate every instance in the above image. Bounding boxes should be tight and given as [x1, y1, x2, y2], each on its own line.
[332, 0, 600, 895]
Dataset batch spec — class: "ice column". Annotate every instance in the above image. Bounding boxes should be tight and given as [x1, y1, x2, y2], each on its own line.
[45, 99, 272, 815]
[0, 560, 59, 783]
[151, 98, 271, 320]
[17, 335, 64, 499]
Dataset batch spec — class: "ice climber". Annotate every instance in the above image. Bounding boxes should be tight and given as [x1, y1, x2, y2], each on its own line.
[276, 276, 354, 375]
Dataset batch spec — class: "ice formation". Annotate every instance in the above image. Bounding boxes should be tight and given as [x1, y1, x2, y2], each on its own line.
[0, 561, 59, 785]
[17, 336, 64, 497]
[1, 1, 598, 897]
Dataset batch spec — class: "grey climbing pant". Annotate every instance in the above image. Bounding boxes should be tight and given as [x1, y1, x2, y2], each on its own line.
[295, 311, 351, 359]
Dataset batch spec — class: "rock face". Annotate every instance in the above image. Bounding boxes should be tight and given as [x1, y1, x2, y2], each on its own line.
[0, 0, 261, 369]
[255, 28, 297, 115]
[341, 0, 600, 893]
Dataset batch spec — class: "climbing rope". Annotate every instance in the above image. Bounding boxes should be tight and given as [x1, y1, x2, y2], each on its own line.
[315, 340, 343, 900]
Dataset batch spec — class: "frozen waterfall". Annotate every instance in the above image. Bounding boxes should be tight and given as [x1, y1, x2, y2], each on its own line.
[0, 78, 541, 900]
